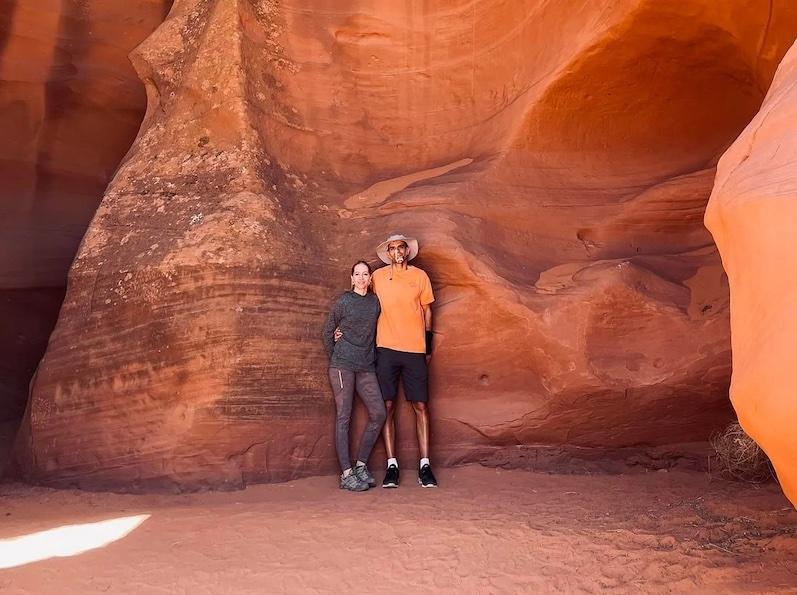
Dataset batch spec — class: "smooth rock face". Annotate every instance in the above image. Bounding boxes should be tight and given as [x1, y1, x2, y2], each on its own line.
[705, 41, 797, 508]
[12, 0, 797, 489]
[0, 1, 172, 421]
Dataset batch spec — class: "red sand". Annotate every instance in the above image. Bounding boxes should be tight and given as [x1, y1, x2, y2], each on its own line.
[1, 466, 796, 594]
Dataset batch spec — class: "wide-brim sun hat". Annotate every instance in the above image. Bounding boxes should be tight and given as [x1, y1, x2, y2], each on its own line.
[376, 234, 419, 264]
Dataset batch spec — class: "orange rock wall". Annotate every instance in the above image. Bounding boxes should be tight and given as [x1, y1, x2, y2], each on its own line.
[706, 40, 797, 507]
[0, 1, 171, 420]
[11, 0, 797, 489]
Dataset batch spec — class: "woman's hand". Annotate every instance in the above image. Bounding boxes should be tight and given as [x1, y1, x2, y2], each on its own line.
[334, 327, 343, 342]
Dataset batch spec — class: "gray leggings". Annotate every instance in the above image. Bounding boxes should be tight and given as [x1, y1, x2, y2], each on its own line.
[328, 368, 387, 472]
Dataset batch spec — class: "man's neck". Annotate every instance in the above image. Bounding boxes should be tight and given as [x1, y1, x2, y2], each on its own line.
[390, 262, 409, 273]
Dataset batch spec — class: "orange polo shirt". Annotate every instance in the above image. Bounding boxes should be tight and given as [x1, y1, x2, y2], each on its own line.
[372, 265, 435, 353]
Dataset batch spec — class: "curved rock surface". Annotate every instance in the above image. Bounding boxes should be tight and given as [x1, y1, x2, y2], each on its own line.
[705, 41, 797, 507]
[0, 1, 172, 421]
[12, 0, 797, 489]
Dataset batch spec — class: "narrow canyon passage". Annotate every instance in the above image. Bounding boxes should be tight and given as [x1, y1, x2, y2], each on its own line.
[1, 3, 797, 591]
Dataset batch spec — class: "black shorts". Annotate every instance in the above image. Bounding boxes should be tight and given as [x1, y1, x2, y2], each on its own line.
[376, 347, 428, 403]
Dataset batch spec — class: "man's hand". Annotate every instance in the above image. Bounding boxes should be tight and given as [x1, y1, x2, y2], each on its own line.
[334, 327, 343, 342]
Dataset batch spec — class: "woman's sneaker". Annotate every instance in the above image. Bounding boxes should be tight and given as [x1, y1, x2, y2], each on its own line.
[353, 463, 376, 487]
[340, 472, 369, 492]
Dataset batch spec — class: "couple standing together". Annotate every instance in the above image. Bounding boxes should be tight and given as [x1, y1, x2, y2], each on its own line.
[322, 234, 438, 491]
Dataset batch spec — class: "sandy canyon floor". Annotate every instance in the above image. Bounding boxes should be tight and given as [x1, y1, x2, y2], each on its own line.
[1, 466, 796, 594]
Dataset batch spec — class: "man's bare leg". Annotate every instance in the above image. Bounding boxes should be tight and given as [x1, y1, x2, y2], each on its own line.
[411, 401, 430, 459]
[382, 400, 396, 459]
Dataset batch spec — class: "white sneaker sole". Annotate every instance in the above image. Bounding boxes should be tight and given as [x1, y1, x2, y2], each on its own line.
[418, 479, 438, 488]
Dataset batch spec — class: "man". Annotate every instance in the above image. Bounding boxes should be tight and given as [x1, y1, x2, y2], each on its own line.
[371, 233, 437, 488]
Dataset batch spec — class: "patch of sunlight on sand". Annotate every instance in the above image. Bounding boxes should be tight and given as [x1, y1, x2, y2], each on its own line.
[0, 514, 150, 569]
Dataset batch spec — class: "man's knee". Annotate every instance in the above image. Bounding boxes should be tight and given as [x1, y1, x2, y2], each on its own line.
[411, 401, 427, 414]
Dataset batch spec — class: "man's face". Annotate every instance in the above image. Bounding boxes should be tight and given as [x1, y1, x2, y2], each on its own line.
[387, 241, 408, 264]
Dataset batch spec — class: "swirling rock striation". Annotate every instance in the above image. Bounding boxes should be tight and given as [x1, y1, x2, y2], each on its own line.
[12, 0, 797, 489]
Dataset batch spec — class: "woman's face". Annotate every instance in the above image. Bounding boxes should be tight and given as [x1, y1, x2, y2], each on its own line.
[351, 263, 371, 292]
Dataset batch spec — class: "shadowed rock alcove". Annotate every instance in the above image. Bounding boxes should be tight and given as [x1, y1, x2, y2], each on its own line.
[4, 0, 797, 492]
[0, 0, 173, 469]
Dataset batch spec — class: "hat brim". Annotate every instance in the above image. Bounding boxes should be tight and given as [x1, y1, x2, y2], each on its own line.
[376, 237, 419, 264]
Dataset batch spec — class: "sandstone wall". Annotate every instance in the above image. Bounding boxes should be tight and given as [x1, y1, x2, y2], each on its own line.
[0, 0, 172, 421]
[706, 40, 797, 508]
[12, 0, 797, 489]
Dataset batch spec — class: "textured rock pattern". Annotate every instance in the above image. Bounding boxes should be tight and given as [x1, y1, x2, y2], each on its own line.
[0, 0, 172, 420]
[705, 41, 797, 508]
[13, 0, 797, 489]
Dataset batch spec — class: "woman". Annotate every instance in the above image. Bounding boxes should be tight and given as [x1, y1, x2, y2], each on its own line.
[322, 260, 386, 491]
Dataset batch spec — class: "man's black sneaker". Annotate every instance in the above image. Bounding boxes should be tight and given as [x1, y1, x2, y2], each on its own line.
[382, 464, 400, 488]
[418, 464, 438, 488]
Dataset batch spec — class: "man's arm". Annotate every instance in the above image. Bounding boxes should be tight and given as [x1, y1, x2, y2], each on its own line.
[423, 303, 433, 357]
[420, 269, 435, 356]
[422, 303, 433, 331]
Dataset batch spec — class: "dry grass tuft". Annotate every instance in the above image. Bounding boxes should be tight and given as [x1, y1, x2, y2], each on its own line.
[710, 422, 776, 484]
